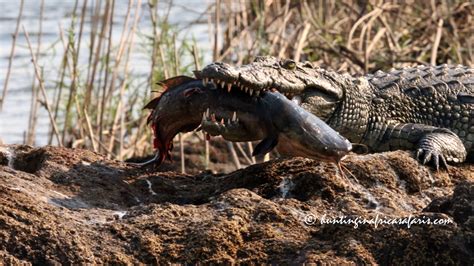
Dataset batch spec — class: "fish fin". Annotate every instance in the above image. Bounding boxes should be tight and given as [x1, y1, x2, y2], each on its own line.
[146, 113, 153, 124]
[252, 136, 279, 157]
[457, 92, 474, 104]
[144, 76, 197, 110]
[143, 98, 161, 110]
[157, 75, 196, 90]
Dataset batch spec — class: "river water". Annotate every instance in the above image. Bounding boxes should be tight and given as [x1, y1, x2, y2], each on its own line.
[0, 0, 213, 145]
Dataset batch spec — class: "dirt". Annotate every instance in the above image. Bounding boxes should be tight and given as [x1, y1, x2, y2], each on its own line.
[0, 144, 472, 264]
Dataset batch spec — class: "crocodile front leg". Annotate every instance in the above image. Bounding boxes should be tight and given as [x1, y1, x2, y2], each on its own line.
[364, 123, 467, 170]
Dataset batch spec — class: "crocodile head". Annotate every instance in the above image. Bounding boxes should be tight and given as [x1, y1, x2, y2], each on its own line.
[199, 56, 351, 120]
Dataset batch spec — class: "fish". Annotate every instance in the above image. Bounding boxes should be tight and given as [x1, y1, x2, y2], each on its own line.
[139, 75, 352, 167]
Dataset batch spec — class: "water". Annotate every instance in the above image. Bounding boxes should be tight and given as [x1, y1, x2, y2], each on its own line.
[0, 0, 213, 145]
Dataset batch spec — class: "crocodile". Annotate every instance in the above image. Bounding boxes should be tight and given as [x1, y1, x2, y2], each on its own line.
[199, 56, 473, 169]
[140, 76, 351, 167]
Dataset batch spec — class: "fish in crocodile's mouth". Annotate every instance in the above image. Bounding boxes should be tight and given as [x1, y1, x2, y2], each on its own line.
[136, 75, 351, 167]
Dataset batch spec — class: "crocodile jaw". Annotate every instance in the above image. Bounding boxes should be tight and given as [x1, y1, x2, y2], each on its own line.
[199, 56, 344, 101]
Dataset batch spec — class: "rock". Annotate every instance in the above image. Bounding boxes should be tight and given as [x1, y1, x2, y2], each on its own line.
[0, 145, 472, 264]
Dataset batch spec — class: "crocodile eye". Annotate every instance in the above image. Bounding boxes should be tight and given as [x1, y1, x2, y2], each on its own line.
[281, 59, 296, 70]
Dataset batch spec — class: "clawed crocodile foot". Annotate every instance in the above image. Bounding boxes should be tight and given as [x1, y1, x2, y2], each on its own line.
[416, 148, 448, 171]
[415, 132, 467, 171]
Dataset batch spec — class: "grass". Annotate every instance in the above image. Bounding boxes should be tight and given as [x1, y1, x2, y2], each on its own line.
[217, 0, 473, 71]
[0, 0, 472, 172]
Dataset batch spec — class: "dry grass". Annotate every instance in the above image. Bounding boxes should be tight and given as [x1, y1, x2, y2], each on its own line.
[0, 0, 472, 171]
[217, 0, 473, 72]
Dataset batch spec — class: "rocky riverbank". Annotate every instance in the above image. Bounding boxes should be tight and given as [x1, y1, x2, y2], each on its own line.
[0, 145, 472, 264]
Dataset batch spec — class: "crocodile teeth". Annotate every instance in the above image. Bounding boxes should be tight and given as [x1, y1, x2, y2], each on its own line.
[202, 78, 208, 86]
[220, 81, 225, 88]
[249, 89, 254, 96]
[227, 118, 231, 124]
[245, 87, 249, 93]
[226, 83, 232, 92]
[255, 90, 260, 97]
[220, 118, 224, 124]
[232, 111, 237, 121]
[206, 108, 210, 117]
[211, 113, 216, 122]
[202, 112, 206, 121]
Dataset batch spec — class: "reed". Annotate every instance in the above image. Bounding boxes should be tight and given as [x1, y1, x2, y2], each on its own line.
[26, 0, 44, 146]
[0, 0, 24, 111]
[216, 0, 473, 71]
[23, 25, 63, 146]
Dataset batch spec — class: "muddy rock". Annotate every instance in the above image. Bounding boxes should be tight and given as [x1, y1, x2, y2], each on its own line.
[0, 145, 472, 264]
